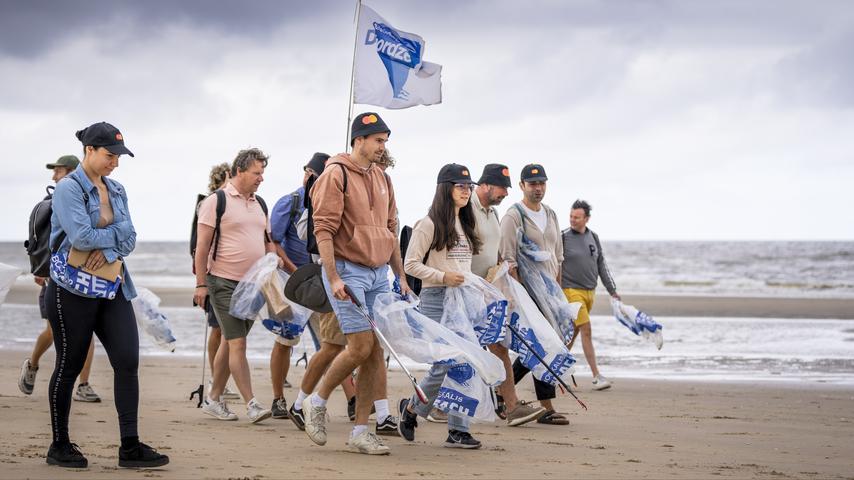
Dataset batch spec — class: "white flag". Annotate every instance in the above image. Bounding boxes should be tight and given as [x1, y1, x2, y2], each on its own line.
[354, 4, 442, 109]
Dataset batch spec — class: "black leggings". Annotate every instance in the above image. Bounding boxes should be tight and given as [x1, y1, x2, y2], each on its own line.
[45, 280, 139, 445]
[512, 358, 556, 401]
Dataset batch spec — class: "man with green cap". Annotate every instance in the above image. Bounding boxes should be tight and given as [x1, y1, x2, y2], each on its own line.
[19, 155, 101, 403]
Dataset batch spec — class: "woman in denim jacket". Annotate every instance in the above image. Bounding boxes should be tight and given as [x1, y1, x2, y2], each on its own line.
[44, 122, 168, 470]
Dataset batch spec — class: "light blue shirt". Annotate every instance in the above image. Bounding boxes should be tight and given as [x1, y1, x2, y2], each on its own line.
[49, 167, 137, 300]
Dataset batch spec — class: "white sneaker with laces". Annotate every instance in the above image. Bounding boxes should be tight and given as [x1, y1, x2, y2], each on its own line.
[202, 397, 238, 421]
[592, 375, 612, 391]
[19, 359, 38, 395]
[302, 397, 328, 446]
[347, 431, 390, 455]
[74, 383, 101, 402]
[246, 400, 272, 424]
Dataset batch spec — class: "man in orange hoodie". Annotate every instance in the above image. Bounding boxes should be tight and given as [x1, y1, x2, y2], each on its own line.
[301, 112, 411, 455]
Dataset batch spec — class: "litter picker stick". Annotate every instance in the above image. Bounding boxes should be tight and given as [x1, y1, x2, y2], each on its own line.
[343, 285, 428, 404]
[506, 323, 587, 411]
[190, 319, 209, 408]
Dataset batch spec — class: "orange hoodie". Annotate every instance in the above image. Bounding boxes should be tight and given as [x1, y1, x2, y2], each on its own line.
[311, 154, 398, 268]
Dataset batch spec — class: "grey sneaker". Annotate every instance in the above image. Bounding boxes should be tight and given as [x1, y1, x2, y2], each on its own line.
[592, 375, 612, 391]
[247, 400, 272, 424]
[73, 383, 101, 403]
[427, 407, 448, 423]
[506, 401, 547, 427]
[302, 397, 327, 446]
[19, 359, 37, 395]
[202, 397, 238, 421]
[271, 398, 289, 419]
[347, 431, 390, 455]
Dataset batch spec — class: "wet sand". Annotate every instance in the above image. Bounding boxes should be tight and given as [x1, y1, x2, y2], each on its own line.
[1, 350, 852, 479]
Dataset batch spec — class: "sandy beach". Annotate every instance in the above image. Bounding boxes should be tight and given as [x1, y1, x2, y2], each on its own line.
[1, 348, 852, 479]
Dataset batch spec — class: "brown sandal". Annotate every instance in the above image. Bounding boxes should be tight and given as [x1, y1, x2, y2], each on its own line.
[536, 410, 569, 425]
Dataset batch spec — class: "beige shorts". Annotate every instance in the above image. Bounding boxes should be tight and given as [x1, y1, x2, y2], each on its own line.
[317, 311, 346, 346]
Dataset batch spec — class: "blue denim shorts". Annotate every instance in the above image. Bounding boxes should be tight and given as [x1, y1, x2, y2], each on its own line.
[321, 259, 390, 335]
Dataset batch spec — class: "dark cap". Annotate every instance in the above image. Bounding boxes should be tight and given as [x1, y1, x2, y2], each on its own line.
[46, 154, 80, 170]
[284, 264, 333, 313]
[350, 112, 390, 146]
[477, 163, 511, 188]
[304, 152, 330, 176]
[437, 163, 475, 184]
[521, 163, 548, 182]
[75, 122, 134, 157]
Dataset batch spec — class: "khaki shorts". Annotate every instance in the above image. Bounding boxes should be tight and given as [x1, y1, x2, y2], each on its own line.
[207, 274, 253, 340]
[317, 311, 346, 346]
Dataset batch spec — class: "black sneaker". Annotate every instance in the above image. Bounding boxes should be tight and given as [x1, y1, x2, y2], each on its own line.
[46, 442, 87, 468]
[398, 398, 418, 442]
[288, 404, 305, 431]
[444, 430, 482, 449]
[376, 415, 400, 437]
[347, 396, 356, 421]
[271, 397, 289, 419]
[118, 442, 170, 468]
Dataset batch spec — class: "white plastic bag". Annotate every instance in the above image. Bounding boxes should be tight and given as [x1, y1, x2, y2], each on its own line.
[516, 229, 580, 342]
[229, 253, 280, 321]
[373, 293, 505, 422]
[442, 274, 507, 346]
[612, 298, 664, 350]
[131, 287, 177, 352]
[491, 262, 576, 385]
[0, 262, 21, 305]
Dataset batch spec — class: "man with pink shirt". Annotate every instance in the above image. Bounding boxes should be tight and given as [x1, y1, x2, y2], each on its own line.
[193, 148, 277, 424]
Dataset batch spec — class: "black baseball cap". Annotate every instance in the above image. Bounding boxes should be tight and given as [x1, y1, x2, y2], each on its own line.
[477, 163, 512, 188]
[437, 163, 475, 184]
[350, 112, 391, 146]
[304, 152, 330, 175]
[75, 122, 134, 157]
[521, 163, 547, 182]
[46, 154, 80, 170]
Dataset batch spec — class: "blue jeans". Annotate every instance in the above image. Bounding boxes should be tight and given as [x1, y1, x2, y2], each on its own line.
[321, 259, 390, 335]
[409, 286, 470, 433]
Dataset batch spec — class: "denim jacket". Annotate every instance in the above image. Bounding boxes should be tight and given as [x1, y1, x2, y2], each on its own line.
[49, 168, 137, 301]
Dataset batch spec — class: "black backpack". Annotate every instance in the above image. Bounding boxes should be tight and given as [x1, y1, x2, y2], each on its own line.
[399, 225, 429, 296]
[190, 190, 269, 271]
[24, 186, 55, 277]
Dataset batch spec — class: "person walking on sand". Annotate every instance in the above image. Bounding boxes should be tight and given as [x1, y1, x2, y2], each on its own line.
[44, 122, 168, 468]
[301, 112, 411, 455]
[562, 199, 620, 391]
[194, 148, 278, 424]
[398, 163, 486, 449]
[499, 164, 570, 426]
[20, 154, 100, 403]
[470, 164, 546, 425]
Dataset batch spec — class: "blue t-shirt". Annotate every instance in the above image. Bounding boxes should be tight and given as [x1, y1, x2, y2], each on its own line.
[270, 186, 310, 267]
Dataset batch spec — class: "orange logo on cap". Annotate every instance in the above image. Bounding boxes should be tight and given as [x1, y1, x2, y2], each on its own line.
[362, 114, 378, 125]
[501, 168, 510, 177]
[462, 169, 469, 176]
[531, 168, 539, 174]
[115, 133, 123, 141]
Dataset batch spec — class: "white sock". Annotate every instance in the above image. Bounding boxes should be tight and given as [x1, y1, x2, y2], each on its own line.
[294, 390, 308, 411]
[374, 399, 390, 423]
[310, 393, 328, 408]
[351, 424, 368, 438]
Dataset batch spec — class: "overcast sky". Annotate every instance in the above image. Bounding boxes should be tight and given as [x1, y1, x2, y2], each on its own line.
[2, 0, 852, 242]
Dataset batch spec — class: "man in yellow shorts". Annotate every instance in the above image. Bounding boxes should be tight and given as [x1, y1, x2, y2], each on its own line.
[561, 200, 620, 391]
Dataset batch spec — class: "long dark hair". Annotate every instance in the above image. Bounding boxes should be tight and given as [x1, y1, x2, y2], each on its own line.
[427, 183, 482, 255]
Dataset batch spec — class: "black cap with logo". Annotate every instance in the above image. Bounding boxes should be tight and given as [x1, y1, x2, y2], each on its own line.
[75, 122, 134, 157]
[350, 112, 391, 146]
[520, 163, 548, 182]
[437, 163, 475, 184]
[477, 163, 512, 188]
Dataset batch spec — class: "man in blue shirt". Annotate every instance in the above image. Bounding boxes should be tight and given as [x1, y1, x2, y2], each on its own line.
[267, 153, 329, 419]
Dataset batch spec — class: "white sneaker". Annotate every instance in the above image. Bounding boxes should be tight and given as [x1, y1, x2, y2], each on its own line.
[592, 375, 612, 391]
[302, 397, 328, 446]
[73, 383, 101, 402]
[208, 380, 241, 400]
[246, 400, 272, 424]
[18, 359, 38, 395]
[347, 431, 390, 455]
[202, 397, 238, 421]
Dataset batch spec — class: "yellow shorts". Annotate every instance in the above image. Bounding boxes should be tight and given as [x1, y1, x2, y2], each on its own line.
[564, 288, 595, 327]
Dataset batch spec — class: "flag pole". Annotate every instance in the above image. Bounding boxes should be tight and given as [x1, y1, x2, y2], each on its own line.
[345, 0, 363, 153]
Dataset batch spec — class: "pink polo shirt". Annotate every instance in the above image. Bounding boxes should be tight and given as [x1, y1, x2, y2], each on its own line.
[198, 182, 270, 282]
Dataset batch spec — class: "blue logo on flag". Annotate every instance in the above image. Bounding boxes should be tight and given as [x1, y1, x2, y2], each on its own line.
[365, 22, 423, 99]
